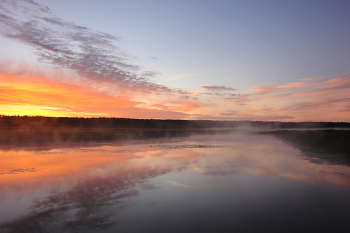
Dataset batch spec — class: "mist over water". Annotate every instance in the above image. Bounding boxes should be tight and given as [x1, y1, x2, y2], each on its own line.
[0, 131, 349, 233]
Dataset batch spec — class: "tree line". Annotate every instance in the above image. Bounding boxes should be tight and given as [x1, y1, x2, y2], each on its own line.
[0, 115, 349, 129]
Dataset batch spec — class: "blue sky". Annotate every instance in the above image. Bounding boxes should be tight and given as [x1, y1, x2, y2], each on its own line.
[0, 0, 349, 121]
[32, 0, 350, 87]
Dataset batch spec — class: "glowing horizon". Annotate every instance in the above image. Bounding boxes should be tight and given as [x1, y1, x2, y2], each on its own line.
[0, 0, 349, 122]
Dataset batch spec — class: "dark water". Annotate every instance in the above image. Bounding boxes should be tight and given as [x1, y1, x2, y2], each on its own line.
[1, 131, 349, 232]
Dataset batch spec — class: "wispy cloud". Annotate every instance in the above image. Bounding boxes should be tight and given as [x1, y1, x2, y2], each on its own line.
[202, 85, 236, 92]
[0, 0, 172, 94]
[219, 111, 237, 116]
[249, 86, 278, 94]
[186, 73, 350, 122]
[167, 180, 200, 189]
[167, 72, 203, 81]
[137, 98, 201, 113]
[233, 75, 350, 121]
[189, 89, 205, 95]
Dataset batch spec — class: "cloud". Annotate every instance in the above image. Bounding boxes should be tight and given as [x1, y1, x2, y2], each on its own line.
[167, 72, 203, 81]
[167, 180, 200, 189]
[189, 89, 205, 95]
[199, 85, 238, 99]
[249, 85, 278, 93]
[238, 75, 350, 121]
[144, 101, 201, 113]
[202, 85, 236, 92]
[0, 0, 172, 94]
[186, 73, 350, 122]
[220, 111, 237, 116]
[224, 94, 238, 100]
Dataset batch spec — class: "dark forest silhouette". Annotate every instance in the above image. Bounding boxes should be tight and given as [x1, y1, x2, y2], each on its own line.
[1, 115, 349, 156]
[1, 115, 349, 129]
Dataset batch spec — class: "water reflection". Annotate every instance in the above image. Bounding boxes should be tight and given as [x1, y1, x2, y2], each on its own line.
[265, 129, 350, 167]
[0, 132, 349, 232]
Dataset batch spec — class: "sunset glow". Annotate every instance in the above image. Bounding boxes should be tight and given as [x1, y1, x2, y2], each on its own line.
[0, 0, 349, 121]
[1, 2, 350, 232]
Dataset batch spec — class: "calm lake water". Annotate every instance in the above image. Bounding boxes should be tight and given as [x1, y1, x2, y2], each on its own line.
[1, 131, 350, 232]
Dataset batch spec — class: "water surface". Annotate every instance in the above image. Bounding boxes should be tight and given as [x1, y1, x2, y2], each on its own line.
[1, 131, 349, 232]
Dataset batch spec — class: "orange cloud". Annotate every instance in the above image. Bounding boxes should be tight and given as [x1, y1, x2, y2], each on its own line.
[277, 81, 314, 89]
[190, 89, 205, 95]
[231, 75, 350, 122]
[249, 86, 278, 93]
[167, 72, 203, 81]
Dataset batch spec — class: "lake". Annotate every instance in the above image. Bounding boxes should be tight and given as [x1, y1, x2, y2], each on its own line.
[1, 130, 349, 232]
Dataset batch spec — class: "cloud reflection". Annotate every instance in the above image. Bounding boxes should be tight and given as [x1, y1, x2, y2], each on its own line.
[0, 132, 349, 232]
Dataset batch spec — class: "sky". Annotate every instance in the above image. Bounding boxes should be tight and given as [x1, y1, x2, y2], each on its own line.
[0, 0, 349, 121]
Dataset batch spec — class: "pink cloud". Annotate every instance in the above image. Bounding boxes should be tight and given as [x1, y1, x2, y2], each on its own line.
[205, 74, 348, 122]
[249, 86, 278, 93]
[167, 72, 203, 81]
